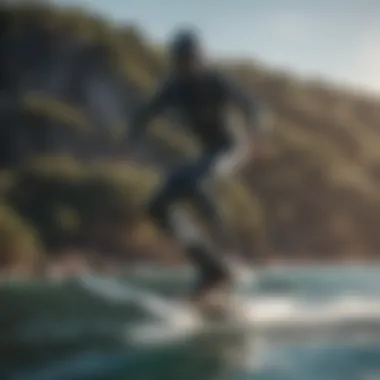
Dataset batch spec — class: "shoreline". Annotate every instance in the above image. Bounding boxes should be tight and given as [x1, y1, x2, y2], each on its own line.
[1, 252, 378, 282]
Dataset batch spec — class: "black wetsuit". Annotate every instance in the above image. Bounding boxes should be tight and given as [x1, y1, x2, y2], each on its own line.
[128, 69, 262, 293]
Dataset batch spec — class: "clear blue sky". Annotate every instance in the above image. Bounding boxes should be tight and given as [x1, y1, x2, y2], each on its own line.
[54, 0, 380, 93]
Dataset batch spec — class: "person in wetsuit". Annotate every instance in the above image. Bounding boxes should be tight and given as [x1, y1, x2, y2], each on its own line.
[126, 29, 266, 298]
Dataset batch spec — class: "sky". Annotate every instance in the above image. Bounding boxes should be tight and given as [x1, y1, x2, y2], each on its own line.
[53, 0, 380, 93]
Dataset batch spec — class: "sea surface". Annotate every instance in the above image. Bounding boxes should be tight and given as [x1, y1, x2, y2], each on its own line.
[1, 265, 380, 380]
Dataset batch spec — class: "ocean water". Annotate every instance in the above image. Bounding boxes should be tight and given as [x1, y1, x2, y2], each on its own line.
[1, 266, 380, 380]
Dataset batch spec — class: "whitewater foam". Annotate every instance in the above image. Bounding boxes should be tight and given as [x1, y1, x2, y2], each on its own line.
[78, 275, 380, 347]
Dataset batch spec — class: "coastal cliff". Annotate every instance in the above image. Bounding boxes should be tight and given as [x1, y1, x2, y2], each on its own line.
[1, 2, 380, 276]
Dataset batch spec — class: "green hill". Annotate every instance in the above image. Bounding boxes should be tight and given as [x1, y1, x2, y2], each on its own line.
[1, 2, 380, 274]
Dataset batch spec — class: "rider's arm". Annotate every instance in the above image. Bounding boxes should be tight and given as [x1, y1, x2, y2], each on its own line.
[127, 78, 174, 142]
[213, 74, 268, 177]
[221, 75, 265, 140]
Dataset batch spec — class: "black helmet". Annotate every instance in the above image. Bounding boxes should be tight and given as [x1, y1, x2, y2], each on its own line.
[169, 29, 201, 58]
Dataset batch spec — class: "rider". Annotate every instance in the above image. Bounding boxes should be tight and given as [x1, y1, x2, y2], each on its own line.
[126, 29, 267, 298]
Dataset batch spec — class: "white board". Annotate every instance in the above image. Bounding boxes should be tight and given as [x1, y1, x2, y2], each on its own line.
[78, 275, 253, 345]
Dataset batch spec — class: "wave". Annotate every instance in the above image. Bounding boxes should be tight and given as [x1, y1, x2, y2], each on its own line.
[78, 275, 380, 347]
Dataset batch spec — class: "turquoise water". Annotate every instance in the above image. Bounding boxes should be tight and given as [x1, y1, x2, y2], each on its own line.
[1, 266, 380, 380]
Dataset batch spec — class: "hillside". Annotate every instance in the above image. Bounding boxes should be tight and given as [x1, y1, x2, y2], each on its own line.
[1, 2, 380, 275]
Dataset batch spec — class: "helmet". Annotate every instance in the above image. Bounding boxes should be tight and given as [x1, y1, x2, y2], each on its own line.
[169, 29, 201, 58]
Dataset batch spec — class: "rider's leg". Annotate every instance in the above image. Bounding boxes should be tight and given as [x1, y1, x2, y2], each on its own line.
[147, 159, 231, 295]
[189, 144, 247, 255]
[147, 159, 197, 234]
[193, 184, 239, 254]
[168, 205, 231, 295]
